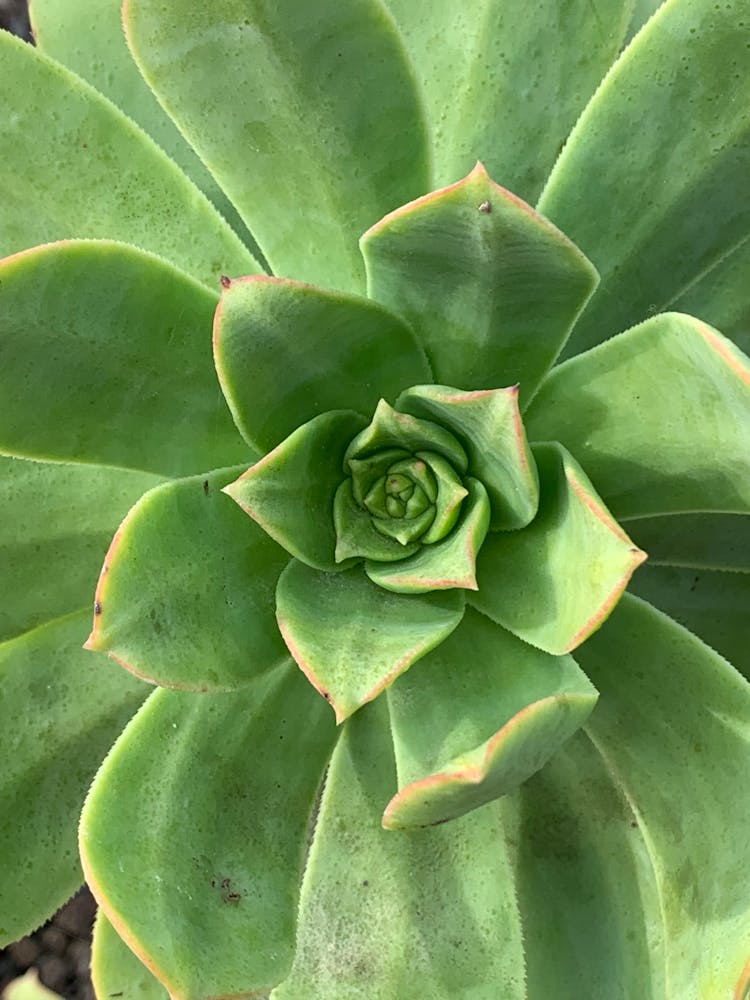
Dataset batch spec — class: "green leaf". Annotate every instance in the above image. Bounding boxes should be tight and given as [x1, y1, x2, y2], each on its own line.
[627, 563, 750, 679]
[80, 663, 336, 1000]
[214, 277, 430, 453]
[471, 443, 645, 655]
[384, 0, 634, 203]
[0, 31, 258, 288]
[275, 561, 465, 723]
[673, 235, 750, 356]
[124, 0, 429, 295]
[624, 0, 666, 43]
[31, 0, 260, 256]
[505, 731, 666, 998]
[272, 700, 526, 1000]
[332, 478, 421, 564]
[224, 411, 367, 573]
[0, 455, 160, 644]
[365, 477, 490, 594]
[538, 0, 750, 358]
[346, 398, 468, 472]
[578, 594, 750, 998]
[0, 241, 250, 476]
[526, 313, 750, 517]
[361, 163, 598, 405]
[86, 467, 290, 691]
[91, 911, 168, 1000]
[384, 607, 597, 828]
[623, 512, 750, 571]
[0, 611, 146, 946]
[397, 384, 539, 529]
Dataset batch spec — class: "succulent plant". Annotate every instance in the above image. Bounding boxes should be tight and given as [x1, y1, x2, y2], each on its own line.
[1, 0, 750, 998]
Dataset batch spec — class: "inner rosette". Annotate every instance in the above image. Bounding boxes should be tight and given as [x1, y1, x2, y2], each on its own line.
[333, 399, 476, 567]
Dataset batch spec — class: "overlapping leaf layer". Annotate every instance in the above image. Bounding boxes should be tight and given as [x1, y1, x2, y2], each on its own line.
[1, 0, 749, 997]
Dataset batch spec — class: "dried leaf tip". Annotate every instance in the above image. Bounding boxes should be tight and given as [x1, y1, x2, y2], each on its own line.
[220, 274, 232, 289]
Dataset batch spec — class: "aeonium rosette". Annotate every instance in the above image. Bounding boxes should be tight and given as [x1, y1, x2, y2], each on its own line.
[80, 163, 748, 836]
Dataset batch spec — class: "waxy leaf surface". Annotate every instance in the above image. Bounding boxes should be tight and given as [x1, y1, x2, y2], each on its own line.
[273, 700, 525, 1000]
[0, 31, 258, 288]
[471, 443, 645, 654]
[397, 384, 539, 530]
[0, 455, 160, 643]
[624, 512, 750, 572]
[275, 561, 465, 722]
[578, 595, 750, 998]
[214, 277, 430, 453]
[362, 163, 598, 404]
[385, 607, 597, 828]
[31, 0, 257, 251]
[0, 241, 250, 476]
[87, 467, 290, 691]
[0, 611, 145, 945]
[385, 0, 633, 203]
[91, 912, 168, 1000]
[505, 732, 666, 998]
[124, 0, 429, 294]
[80, 663, 336, 1000]
[628, 563, 750, 679]
[526, 313, 750, 518]
[225, 411, 367, 572]
[538, 0, 750, 357]
[674, 235, 750, 356]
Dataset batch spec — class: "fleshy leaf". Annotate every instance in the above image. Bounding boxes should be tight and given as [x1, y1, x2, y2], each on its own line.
[272, 700, 526, 1000]
[361, 163, 598, 404]
[0, 611, 146, 946]
[345, 398, 468, 472]
[80, 663, 336, 1000]
[91, 912, 168, 1000]
[624, 512, 750, 572]
[275, 561, 465, 722]
[31, 0, 258, 251]
[470, 443, 646, 655]
[0, 455, 160, 644]
[0, 31, 258, 288]
[214, 276, 430, 453]
[0, 241, 249, 476]
[124, 0, 429, 294]
[397, 384, 539, 529]
[628, 563, 750, 680]
[525, 313, 750, 518]
[365, 478, 490, 594]
[538, 0, 750, 358]
[505, 731, 666, 997]
[674, 235, 750, 357]
[384, 607, 598, 828]
[224, 411, 367, 572]
[86, 467, 290, 691]
[385, 0, 634, 202]
[578, 594, 750, 998]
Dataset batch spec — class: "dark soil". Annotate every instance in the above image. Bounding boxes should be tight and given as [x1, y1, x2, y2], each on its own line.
[0, 889, 96, 999]
[0, 0, 31, 40]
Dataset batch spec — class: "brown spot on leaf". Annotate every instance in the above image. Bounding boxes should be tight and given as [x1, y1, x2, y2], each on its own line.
[220, 274, 232, 289]
[94, 601, 102, 615]
[203, 479, 210, 496]
[478, 200, 492, 214]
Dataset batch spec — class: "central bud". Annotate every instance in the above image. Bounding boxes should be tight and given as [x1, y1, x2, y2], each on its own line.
[333, 399, 474, 567]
